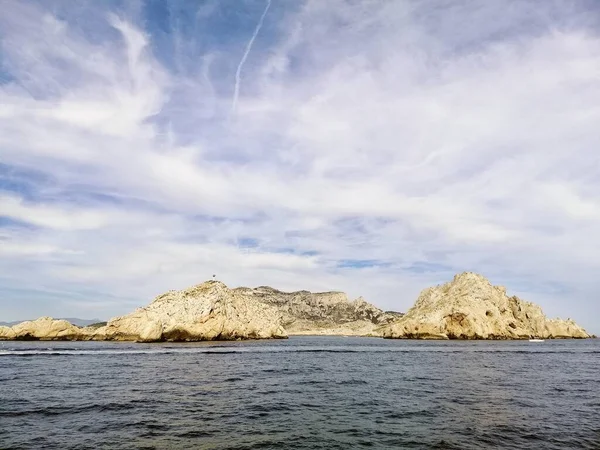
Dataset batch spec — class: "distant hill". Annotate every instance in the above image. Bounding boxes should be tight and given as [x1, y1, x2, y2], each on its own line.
[0, 318, 103, 328]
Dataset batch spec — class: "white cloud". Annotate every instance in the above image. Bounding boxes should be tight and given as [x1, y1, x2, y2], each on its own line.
[0, 193, 108, 230]
[0, 0, 599, 333]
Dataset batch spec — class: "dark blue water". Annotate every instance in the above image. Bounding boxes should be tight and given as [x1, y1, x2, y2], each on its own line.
[1, 337, 599, 449]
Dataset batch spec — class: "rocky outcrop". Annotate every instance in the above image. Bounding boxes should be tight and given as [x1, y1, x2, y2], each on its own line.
[0, 281, 288, 342]
[0, 281, 402, 341]
[382, 272, 590, 340]
[1, 317, 93, 340]
[99, 280, 288, 342]
[235, 286, 403, 336]
[0, 325, 16, 339]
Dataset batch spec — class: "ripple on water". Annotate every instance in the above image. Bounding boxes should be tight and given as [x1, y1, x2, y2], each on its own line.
[0, 337, 599, 450]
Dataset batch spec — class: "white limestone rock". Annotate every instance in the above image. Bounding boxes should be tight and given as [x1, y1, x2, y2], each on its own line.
[101, 280, 288, 342]
[382, 272, 590, 340]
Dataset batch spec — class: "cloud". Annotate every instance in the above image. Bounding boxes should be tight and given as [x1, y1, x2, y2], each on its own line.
[0, 0, 599, 333]
[0, 193, 108, 230]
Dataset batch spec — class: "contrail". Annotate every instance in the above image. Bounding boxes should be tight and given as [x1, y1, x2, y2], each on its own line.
[231, 0, 272, 115]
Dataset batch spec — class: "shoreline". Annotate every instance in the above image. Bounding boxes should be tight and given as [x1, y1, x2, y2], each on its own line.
[0, 333, 593, 342]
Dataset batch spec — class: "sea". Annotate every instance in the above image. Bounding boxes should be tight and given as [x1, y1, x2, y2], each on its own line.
[0, 337, 598, 450]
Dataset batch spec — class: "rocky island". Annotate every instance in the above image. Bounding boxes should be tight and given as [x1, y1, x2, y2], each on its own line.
[0, 274, 591, 341]
[0, 281, 286, 342]
[0, 280, 399, 341]
[381, 272, 590, 340]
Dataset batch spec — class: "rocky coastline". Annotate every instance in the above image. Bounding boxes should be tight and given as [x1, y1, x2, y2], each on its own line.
[0, 274, 591, 341]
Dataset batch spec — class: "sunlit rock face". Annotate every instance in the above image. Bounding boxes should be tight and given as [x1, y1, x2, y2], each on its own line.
[382, 272, 590, 340]
[99, 280, 288, 342]
[1, 317, 92, 341]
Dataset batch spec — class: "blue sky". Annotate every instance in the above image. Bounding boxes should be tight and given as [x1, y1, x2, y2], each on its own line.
[1, 0, 600, 333]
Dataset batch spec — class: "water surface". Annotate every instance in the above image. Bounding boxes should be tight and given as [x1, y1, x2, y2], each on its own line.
[1, 337, 599, 449]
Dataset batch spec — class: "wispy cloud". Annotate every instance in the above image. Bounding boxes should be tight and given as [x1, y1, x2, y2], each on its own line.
[0, 0, 599, 332]
[231, 0, 272, 115]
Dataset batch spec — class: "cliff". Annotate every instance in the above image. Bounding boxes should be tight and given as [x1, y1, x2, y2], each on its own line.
[234, 285, 403, 336]
[381, 272, 590, 340]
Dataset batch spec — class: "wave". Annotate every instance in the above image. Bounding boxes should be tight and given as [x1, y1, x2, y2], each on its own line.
[0, 401, 141, 417]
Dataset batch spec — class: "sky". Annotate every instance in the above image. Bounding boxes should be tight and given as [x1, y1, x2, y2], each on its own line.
[1, 0, 599, 333]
